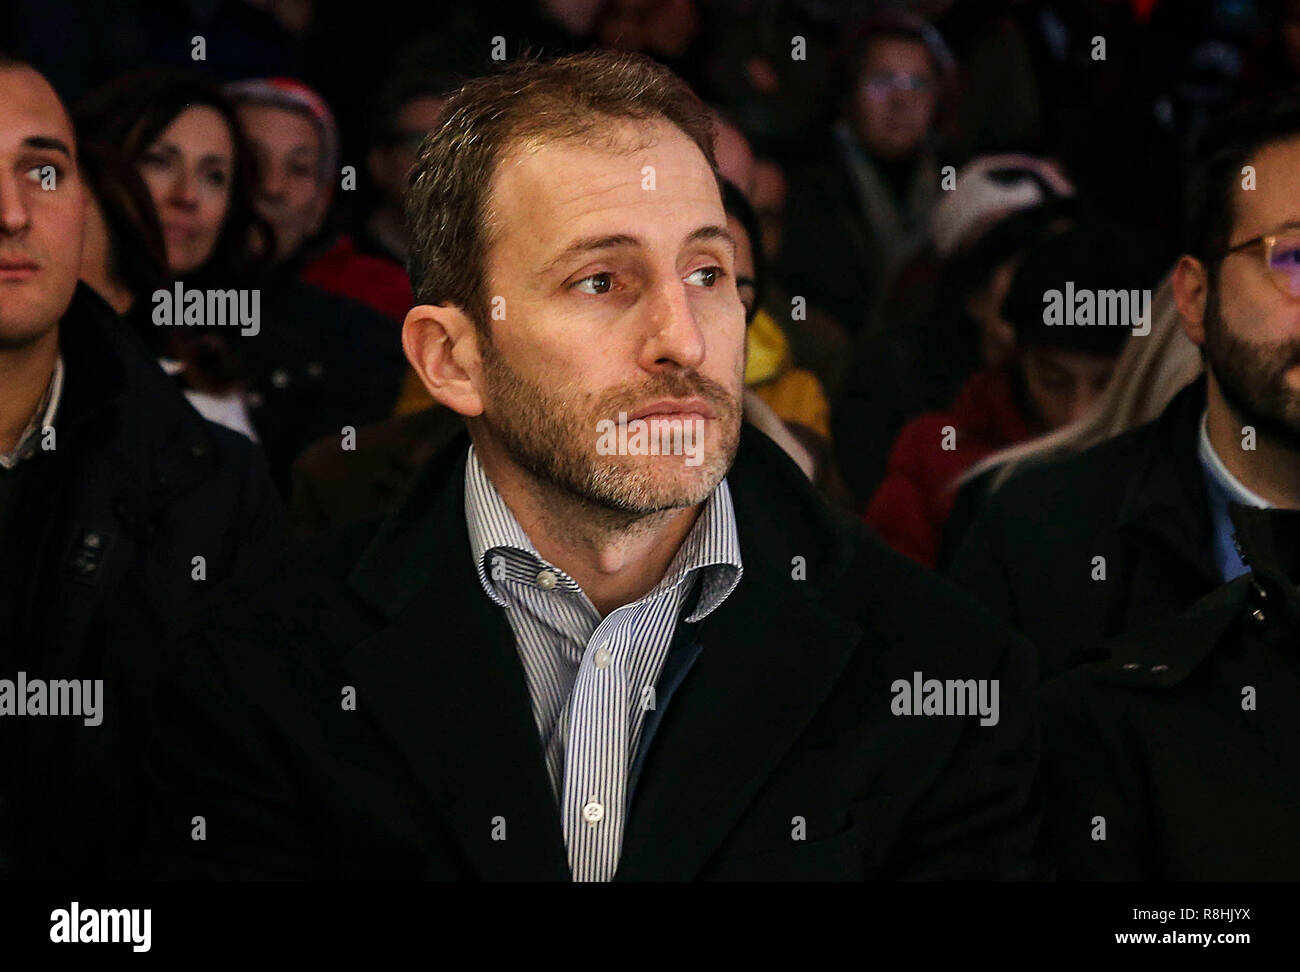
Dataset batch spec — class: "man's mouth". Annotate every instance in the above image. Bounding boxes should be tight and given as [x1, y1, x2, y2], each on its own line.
[0, 258, 39, 282]
[627, 398, 715, 423]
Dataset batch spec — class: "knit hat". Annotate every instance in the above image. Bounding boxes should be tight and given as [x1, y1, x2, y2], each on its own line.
[1001, 222, 1169, 356]
[224, 77, 340, 192]
[930, 154, 1074, 258]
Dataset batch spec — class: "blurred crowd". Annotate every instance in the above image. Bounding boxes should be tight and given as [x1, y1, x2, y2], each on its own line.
[6, 0, 1300, 882]
[6, 0, 1293, 530]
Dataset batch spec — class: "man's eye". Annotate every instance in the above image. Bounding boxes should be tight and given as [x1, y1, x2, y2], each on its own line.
[139, 151, 171, 170]
[572, 273, 614, 295]
[24, 164, 58, 185]
[686, 266, 723, 287]
[203, 169, 230, 188]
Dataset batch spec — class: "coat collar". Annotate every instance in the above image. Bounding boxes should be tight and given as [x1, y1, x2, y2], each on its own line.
[1090, 503, 1300, 690]
[1115, 377, 1219, 585]
[343, 422, 864, 880]
[1091, 575, 1247, 689]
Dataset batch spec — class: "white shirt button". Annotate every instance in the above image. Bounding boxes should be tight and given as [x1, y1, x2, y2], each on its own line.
[583, 799, 604, 824]
[536, 569, 557, 590]
[593, 646, 612, 668]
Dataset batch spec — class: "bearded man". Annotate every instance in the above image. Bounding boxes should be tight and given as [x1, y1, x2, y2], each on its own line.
[950, 87, 1300, 680]
[139, 51, 1037, 882]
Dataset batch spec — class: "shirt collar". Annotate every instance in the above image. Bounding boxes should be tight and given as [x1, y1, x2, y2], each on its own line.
[464, 444, 743, 622]
[1198, 409, 1272, 510]
[0, 354, 64, 470]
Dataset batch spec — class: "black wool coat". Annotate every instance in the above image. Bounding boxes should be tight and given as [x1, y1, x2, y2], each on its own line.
[138, 423, 1041, 880]
[1040, 506, 1300, 880]
[0, 285, 286, 879]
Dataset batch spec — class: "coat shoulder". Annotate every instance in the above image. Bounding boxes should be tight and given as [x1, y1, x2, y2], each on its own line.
[981, 418, 1165, 535]
[180, 514, 387, 664]
[837, 513, 1035, 677]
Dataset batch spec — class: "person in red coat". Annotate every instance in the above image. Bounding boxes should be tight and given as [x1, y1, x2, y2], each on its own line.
[225, 77, 413, 324]
[866, 222, 1165, 566]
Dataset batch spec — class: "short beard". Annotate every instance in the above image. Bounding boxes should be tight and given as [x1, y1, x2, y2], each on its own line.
[474, 330, 742, 523]
[1203, 283, 1300, 453]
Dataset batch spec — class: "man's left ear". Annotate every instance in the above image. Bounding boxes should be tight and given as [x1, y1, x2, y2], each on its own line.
[403, 302, 486, 417]
[1172, 254, 1210, 347]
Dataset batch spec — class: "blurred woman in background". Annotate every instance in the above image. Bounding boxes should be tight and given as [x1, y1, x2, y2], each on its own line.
[76, 136, 257, 437]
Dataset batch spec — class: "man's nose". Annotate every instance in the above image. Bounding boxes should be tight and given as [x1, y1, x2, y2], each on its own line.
[0, 170, 31, 234]
[639, 277, 707, 372]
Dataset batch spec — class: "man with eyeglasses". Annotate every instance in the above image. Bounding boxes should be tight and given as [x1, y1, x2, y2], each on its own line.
[778, 13, 953, 335]
[1036, 88, 1300, 878]
[950, 87, 1300, 680]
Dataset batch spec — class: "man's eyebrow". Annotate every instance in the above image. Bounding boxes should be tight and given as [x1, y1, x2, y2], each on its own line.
[536, 225, 737, 279]
[686, 224, 736, 252]
[22, 135, 72, 159]
[536, 233, 641, 278]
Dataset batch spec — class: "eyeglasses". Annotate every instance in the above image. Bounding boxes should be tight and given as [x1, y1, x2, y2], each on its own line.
[861, 72, 934, 99]
[1222, 230, 1300, 298]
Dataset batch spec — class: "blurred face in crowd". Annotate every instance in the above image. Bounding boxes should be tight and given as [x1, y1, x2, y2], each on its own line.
[368, 95, 446, 209]
[851, 36, 938, 161]
[423, 118, 746, 516]
[1180, 138, 1300, 450]
[136, 106, 233, 275]
[238, 103, 328, 261]
[0, 65, 84, 347]
[1020, 347, 1115, 431]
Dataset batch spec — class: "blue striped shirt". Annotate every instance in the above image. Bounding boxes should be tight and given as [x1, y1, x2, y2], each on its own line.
[464, 446, 743, 881]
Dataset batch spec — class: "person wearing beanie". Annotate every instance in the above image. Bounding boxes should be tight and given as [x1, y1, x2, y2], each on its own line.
[225, 77, 413, 326]
[865, 222, 1164, 567]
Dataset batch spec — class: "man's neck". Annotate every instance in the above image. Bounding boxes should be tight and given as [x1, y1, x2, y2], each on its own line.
[473, 434, 702, 618]
[1205, 372, 1300, 508]
[0, 325, 60, 456]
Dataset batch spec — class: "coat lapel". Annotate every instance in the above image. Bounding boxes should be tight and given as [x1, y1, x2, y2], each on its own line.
[615, 558, 861, 880]
[616, 426, 864, 880]
[342, 435, 569, 880]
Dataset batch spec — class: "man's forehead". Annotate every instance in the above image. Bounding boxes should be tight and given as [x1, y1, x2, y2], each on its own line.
[0, 67, 75, 148]
[492, 123, 723, 244]
[1235, 139, 1300, 236]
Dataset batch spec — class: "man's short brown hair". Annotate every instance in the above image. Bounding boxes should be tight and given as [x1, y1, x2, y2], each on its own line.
[405, 50, 717, 332]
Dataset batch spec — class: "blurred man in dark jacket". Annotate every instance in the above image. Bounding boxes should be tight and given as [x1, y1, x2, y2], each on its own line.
[950, 87, 1300, 679]
[0, 57, 286, 879]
